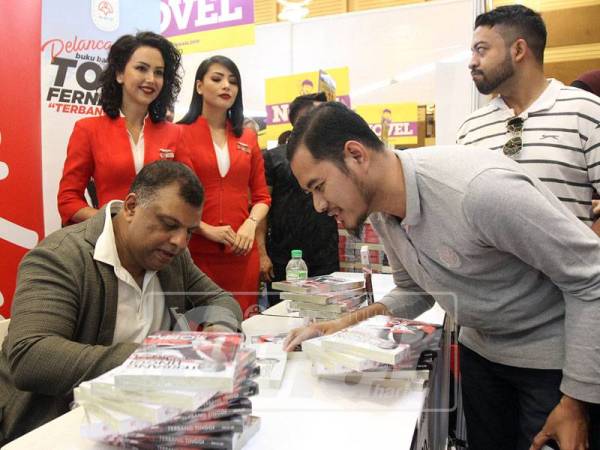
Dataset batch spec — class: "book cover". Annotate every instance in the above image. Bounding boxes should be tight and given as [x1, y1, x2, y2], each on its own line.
[272, 275, 364, 294]
[321, 315, 429, 365]
[114, 332, 246, 392]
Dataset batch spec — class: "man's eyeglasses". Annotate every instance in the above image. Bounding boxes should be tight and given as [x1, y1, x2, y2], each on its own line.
[502, 117, 524, 157]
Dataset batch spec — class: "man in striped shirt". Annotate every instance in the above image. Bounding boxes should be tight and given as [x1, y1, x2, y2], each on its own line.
[457, 5, 600, 235]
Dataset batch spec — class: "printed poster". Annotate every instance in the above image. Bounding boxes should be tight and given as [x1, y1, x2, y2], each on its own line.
[160, 0, 255, 55]
[264, 67, 350, 148]
[354, 103, 419, 146]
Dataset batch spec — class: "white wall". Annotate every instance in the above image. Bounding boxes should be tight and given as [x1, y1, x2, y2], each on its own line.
[176, 0, 478, 143]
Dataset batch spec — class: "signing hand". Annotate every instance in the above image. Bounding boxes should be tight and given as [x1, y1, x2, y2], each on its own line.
[202, 224, 237, 247]
[232, 218, 256, 256]
[283, 319, 347, 352]
[530, 395, 589, 450]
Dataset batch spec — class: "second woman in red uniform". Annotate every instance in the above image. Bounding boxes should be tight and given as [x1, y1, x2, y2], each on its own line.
[178, 56, 270, 316]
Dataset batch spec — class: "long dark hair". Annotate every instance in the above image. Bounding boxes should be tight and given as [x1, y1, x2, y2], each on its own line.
[178, 55, 244, 138]
[99, 31, 182, 123]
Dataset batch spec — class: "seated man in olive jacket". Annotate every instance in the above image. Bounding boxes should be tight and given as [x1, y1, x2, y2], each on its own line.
[0, 161, 242, 444]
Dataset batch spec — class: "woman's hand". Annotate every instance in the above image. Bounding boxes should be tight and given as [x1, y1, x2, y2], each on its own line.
[200, 223, 237, 246]
[232, 218, 257, 256]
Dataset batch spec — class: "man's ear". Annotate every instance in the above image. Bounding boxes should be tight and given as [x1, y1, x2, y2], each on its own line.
[512, 38, 527, 63]
[343, 140, 369, 168]
[122, 193, 138, 221]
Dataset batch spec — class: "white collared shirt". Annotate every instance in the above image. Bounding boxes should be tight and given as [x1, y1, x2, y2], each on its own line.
[94, 201, 169, 344]
[120, 111, 146, 174]
[213, 139, 230, 177]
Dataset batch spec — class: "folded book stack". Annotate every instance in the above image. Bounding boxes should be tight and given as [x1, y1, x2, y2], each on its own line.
[75, 331, 260, 449]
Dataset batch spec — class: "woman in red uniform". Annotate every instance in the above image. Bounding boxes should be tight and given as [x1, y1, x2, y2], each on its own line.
[178, 56, 270, 316]
[57, 31, 184, 225]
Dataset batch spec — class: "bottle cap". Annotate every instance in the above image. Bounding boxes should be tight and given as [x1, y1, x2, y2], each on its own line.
[291, 249, 303, 258]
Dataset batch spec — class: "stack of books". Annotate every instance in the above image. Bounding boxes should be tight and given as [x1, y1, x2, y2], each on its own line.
[75, 331, 260, 449]
[302, 315, 443, 389]
[272, 275, 366, 320]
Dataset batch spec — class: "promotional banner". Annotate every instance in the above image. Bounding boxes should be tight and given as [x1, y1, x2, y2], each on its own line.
[41, 0, 160, 234]
[264, 67, 350, 148]
[160, 0, 255, 55]
[0, 1, 44, 317]
[354, 103, 419, 146]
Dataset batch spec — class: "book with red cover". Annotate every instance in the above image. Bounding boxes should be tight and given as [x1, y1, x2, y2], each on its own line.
[114, 332, 249, 392]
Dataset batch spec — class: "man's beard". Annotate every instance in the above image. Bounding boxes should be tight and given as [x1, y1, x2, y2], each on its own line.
[345, 172, 373, 239]
[472, 52, 514, 95]
[347, 212, 368, 239]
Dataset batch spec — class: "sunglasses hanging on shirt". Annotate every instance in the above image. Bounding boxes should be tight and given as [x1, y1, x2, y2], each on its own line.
[502, 116, 524, 157]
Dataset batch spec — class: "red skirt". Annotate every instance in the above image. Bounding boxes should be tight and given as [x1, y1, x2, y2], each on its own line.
[191, 245, 260, 319]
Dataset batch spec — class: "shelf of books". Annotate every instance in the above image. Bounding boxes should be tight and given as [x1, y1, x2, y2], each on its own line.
[338, 220, 393, 274]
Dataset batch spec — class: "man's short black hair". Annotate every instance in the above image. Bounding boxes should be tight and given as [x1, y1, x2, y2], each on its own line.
[288, 92, 328, 126]
[130, 161, 204, 207]
[475, 5, 547, 64]
[286, 102, 383, 170]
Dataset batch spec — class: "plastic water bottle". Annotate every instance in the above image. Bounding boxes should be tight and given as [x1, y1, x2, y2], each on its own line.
[286, 249, 308, 281]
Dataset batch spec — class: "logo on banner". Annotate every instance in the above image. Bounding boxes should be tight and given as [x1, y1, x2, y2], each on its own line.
[92, 0, 119, 32]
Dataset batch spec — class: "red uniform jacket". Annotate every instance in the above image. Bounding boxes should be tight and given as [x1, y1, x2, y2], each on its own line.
[57, 115, 184, 224]
[178, 117, 271, 256]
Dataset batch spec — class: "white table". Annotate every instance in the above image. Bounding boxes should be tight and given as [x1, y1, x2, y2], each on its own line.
[3, 273, 447, 450]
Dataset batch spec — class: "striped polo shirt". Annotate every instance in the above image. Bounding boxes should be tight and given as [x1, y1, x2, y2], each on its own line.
[457, 79, 600, 225]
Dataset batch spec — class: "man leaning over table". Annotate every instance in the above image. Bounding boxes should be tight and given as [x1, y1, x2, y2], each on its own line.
[0, 161, 242, 444]
[283, 102, 600, 450]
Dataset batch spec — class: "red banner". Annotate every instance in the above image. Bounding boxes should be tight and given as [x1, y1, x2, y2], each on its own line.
[0, 1, 44, 317]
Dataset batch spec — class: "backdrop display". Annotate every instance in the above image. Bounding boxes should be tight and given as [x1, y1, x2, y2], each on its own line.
[41, 0, 159, 235]
[160, 0, 255, 55]
[354, 103, 419, 146]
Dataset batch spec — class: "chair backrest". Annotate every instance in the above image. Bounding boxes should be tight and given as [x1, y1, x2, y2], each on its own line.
[0, 318, 10, 345]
